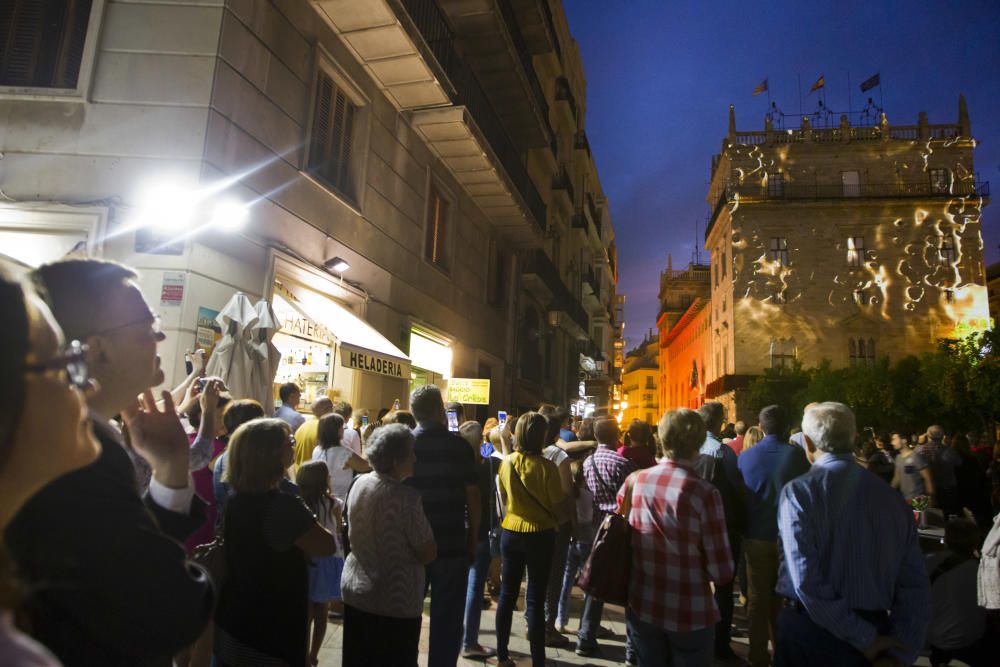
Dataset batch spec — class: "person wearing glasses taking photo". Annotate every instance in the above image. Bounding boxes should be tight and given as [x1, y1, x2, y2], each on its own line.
[4, 259, 214, 666]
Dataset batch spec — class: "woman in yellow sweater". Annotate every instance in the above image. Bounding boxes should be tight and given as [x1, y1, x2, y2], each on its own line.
[495, 412, 567, 667]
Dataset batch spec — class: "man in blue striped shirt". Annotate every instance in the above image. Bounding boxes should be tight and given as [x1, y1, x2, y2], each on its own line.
[775, 402, 929, 667]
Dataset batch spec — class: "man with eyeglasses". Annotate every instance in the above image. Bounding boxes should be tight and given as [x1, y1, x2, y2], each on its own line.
[4, 258, 214, 666]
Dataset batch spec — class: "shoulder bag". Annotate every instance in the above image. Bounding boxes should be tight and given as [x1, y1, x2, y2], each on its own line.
[577, 475, 633, 606]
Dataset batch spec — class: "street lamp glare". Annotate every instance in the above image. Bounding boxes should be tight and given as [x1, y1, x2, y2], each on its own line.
[211, 200, 249, 230]
[136, 183, 197, 230]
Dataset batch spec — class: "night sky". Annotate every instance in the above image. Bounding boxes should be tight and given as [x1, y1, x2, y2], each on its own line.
[563, 0, 1000, 348]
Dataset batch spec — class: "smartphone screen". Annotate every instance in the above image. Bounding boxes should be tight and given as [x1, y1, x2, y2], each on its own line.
[498, 410, 507, 429]
[447, 410, 459, 432]
[361, 415, 369, 427]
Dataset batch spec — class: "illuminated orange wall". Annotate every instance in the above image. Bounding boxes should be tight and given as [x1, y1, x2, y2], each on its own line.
[660, 301, 712, 411]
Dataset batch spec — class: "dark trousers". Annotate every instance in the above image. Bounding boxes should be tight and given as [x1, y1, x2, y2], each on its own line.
[774, 604, 886, 667]
[342, 603, 421, 667]
[545, 521, 572, 627]
[496, 528, 556, 667]
[713, 533, 741, 651]
[425, 556, 469, 667]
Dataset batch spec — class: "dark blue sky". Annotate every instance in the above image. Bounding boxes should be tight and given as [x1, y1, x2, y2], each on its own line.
[564, 0, 1000, 348]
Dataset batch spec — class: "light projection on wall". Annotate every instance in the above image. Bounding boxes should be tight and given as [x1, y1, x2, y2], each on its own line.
[715, 125, 990, 342]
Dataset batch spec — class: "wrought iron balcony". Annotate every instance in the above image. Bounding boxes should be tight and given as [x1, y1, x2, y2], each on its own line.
[552, 166, 575, 203]
[401, 0, 547, 232]
[520, 248, 589, 332]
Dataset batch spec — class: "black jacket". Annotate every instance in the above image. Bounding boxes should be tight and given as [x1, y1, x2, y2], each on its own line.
[4, 418, 214, 666]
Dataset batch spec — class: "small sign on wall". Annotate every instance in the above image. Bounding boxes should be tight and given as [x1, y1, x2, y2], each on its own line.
[196, 307, 222, 357]
[447, 378, 491, 405]
[160, 272, 186, 307]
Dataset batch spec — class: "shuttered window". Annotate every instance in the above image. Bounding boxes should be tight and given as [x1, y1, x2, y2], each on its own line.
[308, 69, 357, 201]
[424, 183, 449, 271]
[1, 0, 93, 89]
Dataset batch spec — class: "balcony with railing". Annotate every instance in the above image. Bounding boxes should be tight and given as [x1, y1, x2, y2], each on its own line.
[555, 76, 578, 127]
[552, 165, 575, 208]
[396, 0, 547, 235]
[520, 248, 589, 333]
[435, 0, 554, 152]
[705, 179, 989, 241]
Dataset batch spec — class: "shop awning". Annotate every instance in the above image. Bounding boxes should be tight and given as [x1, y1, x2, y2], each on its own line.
[274, 282, 411, 380]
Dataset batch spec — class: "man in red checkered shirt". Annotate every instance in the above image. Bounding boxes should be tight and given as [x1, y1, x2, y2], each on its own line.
[619, 408, 733, 666]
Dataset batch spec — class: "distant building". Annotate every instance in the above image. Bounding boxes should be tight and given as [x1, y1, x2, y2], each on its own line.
[660, 298, 711, 411]
[621, 331, 659, 425]
[656, 258, 711, 412]
[704, 98, 990, 419]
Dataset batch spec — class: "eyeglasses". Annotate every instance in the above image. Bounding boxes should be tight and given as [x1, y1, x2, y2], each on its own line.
[24, 340, 90, 389]
[89, 314, 163, 339]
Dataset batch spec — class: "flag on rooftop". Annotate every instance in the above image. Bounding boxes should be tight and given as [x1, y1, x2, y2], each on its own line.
[752, 78, 768, 96]
[860, 72, 881, 92]
[809, 74, 825, 93]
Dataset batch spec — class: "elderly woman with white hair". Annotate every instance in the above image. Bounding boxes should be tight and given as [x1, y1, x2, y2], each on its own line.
[340, 424, 437, 666]
[774, 402, 929, 667]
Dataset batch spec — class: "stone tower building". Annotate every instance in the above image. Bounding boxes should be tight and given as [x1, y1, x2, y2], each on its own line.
[704, 97, 990, 418]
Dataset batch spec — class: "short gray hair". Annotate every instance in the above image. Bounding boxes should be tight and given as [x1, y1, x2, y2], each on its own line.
[697, 401, 725, 431]
[410, 384, 444, 423]
[802, 402, 856, 453]
[458, 420, 482, 449]
[365, 424, 415, 474]
[658, 409, 707, 460]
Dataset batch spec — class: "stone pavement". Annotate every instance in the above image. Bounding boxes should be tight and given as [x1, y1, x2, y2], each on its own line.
[316, 585, 754, 666]
[315, 584, 950, 666]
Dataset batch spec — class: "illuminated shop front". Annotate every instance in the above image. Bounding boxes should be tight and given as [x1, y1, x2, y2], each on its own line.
[270, 278, 410, 414]
[408, 326, 453, 395]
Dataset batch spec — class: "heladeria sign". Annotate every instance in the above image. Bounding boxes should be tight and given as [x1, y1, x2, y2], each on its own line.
[340, 342, 411, 380]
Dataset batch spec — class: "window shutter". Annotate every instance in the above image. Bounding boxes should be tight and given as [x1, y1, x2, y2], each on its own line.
[1, 0, 92, 88]
[308, 70, 357, 201]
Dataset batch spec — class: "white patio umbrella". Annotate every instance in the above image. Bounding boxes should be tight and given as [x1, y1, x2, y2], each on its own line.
[205, 292, 257, 400]
[249, 299, 282, 413]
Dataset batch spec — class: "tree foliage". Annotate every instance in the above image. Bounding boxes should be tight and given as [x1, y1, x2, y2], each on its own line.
[742, 329, 1000, 434]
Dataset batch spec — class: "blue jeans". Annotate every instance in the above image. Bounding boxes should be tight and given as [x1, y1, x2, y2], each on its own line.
[426, 556, 469, 667]
[576, 593, 604, 649]
[557, 539, 591, 628]
[496, 528, 555, 667]
[627, 609, 714, 667]
[462, 540, 493, 650]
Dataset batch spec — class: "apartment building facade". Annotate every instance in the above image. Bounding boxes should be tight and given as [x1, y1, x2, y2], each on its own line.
[0, 0, 618, 415]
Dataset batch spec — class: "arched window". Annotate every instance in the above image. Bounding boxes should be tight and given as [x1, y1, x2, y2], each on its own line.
[868, 338, 876, 362]
[849, 338, 857, 366]
[858, 338, 866, 358]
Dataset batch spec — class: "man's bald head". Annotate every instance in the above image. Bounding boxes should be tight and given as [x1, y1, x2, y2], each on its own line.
[312, 396, 333, 417]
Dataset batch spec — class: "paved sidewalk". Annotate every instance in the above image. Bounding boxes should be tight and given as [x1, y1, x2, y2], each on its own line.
[316, 586, 753, 666]
[316, 585, 949, 666]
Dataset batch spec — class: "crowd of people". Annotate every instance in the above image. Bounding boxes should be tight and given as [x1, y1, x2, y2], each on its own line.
[1, 257, 999, 667]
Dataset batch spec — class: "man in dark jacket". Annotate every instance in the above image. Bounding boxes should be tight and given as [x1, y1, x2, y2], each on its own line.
[696, 401, 747, 662]
[5, 259, 213, 666]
